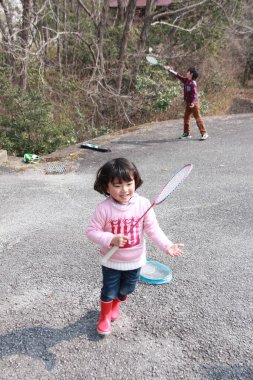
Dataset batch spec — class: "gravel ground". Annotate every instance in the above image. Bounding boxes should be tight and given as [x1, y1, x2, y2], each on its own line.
[0, 114, 253, 380]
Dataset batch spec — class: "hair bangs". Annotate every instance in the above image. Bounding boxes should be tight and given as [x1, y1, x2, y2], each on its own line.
[110, 165, 134, 184]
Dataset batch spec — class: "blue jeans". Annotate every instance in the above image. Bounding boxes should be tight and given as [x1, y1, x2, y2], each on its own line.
[101, 266, 141, 302]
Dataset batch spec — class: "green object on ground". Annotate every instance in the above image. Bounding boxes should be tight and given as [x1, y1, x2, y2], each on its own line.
[23, 153, 40, 163]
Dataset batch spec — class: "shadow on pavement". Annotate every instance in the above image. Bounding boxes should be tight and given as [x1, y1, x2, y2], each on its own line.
[111, 138, 179, 145]
[0, 310, 100, 371]
[201, 364, 253, 380]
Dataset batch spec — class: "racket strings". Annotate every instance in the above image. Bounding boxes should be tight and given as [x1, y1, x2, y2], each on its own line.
[146, 56, 158, 65]
[141, 263, 169, 280]
[140, 260, 173, 284]
[155, 164, 192, 204]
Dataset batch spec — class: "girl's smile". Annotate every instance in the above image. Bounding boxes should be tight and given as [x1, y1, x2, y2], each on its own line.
[107, 178, 135, 204]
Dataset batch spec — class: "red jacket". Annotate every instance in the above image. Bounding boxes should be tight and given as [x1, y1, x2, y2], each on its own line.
[171, 71, 199, 105]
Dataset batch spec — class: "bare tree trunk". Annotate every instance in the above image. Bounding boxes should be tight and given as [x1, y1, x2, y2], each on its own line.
[55, 1, 62, 72]
[116, 0, 125, 25]
[71, 1, 80, 70]
[117, 0, 137, 93]
[97, 0, 110, 75]
[0, 0, 14, 37]
[0, 0, 15, 70]
[63, 0, 68, 67]
[19, 0, 33, 92]
[129, 0, 154, 89]
[43, 26, 49, 62]
[242, 50, 253, 85]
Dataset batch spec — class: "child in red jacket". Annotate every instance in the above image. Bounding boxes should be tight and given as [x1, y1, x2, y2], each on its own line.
[165, 65, 208, 140]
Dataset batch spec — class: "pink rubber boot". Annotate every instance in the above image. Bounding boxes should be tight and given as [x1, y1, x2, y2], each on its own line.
[97, 300, 113, 335]
[111, 296, 127, 322]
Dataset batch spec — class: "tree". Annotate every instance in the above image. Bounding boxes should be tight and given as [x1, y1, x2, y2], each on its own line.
[19, 0, 33, 91]
[0, 0, 251, 151]
[117, 0, 137, 92]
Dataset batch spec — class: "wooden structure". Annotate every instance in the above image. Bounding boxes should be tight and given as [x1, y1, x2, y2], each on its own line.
[109, 0, 172, 8]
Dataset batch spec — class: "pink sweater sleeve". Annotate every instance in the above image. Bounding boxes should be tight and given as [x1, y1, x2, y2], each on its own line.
[143, 201, 173, 252]
[86, 203, 114, 248]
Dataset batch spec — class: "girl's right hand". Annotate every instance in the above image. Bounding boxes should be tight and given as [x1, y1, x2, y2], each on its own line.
[111, 234, 128, 247]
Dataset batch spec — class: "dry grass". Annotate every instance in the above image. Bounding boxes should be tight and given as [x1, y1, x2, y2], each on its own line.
[206, 88, 239, 115]
[206, 84, 253, 115]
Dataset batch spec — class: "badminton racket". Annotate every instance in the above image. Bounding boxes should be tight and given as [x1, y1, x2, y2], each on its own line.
[140, 259, 173, 285]
[101, 164, 193, 265]
[146, 55, 165, 69]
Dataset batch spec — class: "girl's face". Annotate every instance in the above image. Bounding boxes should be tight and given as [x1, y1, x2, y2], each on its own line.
[107, 177, 135, 204]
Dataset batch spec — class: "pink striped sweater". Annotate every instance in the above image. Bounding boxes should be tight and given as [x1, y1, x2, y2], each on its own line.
[86, 193, 173, 270]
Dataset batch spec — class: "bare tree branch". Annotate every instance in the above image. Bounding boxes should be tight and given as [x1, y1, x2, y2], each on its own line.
[233, 22, 253, 34]
[152, 0, 209, 21]
[76, 0, 97, 25]
[151, 18, 203, 32]
[0, 0, 14, 37]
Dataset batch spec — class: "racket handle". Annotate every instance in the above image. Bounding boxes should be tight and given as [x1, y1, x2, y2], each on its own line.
[101, 245, 119, 265]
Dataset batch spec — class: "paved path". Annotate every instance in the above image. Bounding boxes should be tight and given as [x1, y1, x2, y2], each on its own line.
[0, 114, 253, 379]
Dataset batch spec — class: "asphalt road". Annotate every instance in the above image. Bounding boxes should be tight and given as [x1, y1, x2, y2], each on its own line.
[0, 114, 253, 380]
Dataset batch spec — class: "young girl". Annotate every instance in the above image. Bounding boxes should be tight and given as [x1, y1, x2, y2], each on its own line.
[86, 157, 184, 335]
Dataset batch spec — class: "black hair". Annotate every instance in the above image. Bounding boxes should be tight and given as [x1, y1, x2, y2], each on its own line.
[187, 67, 198, 80]
[94, 157, 143, 196]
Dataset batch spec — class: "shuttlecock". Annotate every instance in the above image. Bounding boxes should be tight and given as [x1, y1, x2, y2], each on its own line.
[148, 47, 153, 53]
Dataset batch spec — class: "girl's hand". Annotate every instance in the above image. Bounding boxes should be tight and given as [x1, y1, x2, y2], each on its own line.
[166, 243, 184, 257]
[111, 234, 128, 248]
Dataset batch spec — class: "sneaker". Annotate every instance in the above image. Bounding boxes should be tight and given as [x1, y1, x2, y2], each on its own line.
[179, 133, 192, 139]
[200, 133, 208, 140]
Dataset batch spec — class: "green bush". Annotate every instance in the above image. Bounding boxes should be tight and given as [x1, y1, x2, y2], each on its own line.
[0, 86, 76, 155]
[136, 65, 181, 113]
[85, 125, 112, 138]
[155, 85, 181, 112]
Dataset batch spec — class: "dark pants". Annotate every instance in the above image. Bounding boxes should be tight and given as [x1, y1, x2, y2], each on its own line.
[101, 266, 141, 302]
[184, 103, 206, 134]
